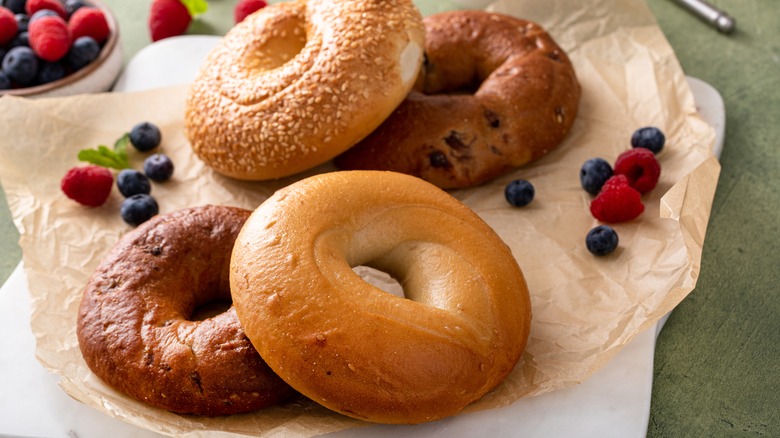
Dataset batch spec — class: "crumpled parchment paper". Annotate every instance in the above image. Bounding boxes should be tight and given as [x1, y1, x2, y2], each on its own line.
[0, 0, 719, 436]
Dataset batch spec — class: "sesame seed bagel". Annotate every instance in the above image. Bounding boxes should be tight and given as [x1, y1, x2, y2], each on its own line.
[230, 171, 532, 424]
[184, 0, 425, 180]
[77, 205, 295, 416]
[335, 11, 581, 189]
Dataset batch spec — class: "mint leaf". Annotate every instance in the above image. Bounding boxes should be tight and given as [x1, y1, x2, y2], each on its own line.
[180, 0, 208, 16]
[78, 135, 131, 170]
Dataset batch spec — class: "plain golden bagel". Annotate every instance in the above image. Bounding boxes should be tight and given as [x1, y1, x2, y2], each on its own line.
[335, 11, 581, 189]
[77, 205, 295, 416]
[230, 171, 532, 424]
[185, 0, 425, 180]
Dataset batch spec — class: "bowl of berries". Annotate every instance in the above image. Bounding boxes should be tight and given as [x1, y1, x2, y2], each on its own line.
[0, 0, 122, 98]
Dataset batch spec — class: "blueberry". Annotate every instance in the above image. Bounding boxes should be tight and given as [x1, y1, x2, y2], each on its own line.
[66, 36, 100, 70]
[505, 179, 535, 207]
[8, 31, 29, 49]
[129, 122, 162, 152]
[585, 225, 619, 256]
[120, 194, 159, 226]
[0, 71, 10, 90]
[15, 13, 29, 32]
[631, 126, 665, 154]
[116, 169, 152, 197]
[29, 8, 58, 22]
[3, 0, 27, 14]
[36, 61, 66, 84]
[2, 46, 38, 86]
[580, 157, 613, 195]
[65, 0, 89, 17]
[143, 153, 174, 182]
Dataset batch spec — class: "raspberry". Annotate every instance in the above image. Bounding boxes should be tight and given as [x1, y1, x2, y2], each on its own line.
[60, 165, 114, 207]
[25, 0, 67, 19]
[148, 0, 192, 42]
[29, 15, 72, 62]
[68, 7, 109, 43]
[613, 148, 661, 194]
[590, 175, 644, 223]
[234, 0, 267, 24]
[0, 7, 18, 45]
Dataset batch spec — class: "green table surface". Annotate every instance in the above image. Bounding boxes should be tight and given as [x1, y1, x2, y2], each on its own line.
[1, 0, 778, 436]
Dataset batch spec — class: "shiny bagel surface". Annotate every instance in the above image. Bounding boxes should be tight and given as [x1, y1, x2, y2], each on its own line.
[230, 171, 532, 424]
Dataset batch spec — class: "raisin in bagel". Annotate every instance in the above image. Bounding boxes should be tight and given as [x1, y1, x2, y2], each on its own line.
[77, 205, 295, 416]
[335, 11, 582, 189]
[230, 171, 532, 424]
[184, 0, 424, 180]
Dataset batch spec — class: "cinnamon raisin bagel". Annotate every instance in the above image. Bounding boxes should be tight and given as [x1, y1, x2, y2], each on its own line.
[77, 205, 295, 416]
[230, 171, 532, 424]
[184, 0, 425, 180]
[335, 10, 581, 189]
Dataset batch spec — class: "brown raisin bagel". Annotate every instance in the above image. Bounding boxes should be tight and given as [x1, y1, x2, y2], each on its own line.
[77, 205, 295, 416]
[335, 11, 582, 189]
[184, 0, 425, 181]
[230, 171, 532, 424]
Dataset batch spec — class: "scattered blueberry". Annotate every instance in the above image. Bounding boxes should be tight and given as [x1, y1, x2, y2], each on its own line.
[66, 36, 100, 70]
[2, 46, 38, 85]
[505, 179, 535, 207]
[116, 169, 152, 197]
[580, 157, 613, 195]
[630, 126, 665, 154]
[120, 194, 159, 226]
[585, 225, 619, 256]
[144, 153, 174, 182]
[29, 8, 59, 23]
[0, 71, 11, 90]
[129, 122, 162, 152]
[36, 61, 66, 84]
[14, 13, 29, 33]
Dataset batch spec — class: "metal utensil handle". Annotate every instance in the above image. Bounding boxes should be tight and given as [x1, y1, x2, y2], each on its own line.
[672, 0, 736, 34]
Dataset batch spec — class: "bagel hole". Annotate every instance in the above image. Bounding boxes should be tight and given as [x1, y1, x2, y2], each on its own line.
[352, 266, 405, 298]
[248, 15, 306, 72]
[190, 299, 232, 321]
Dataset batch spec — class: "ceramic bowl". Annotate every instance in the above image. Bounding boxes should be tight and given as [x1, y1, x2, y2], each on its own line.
[0, 0, 123, 99]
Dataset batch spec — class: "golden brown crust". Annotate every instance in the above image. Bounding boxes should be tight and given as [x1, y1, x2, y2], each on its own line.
[184, 0, 425, 180]
[335, 11, 582, 189]
[77, 205, 295, 416]
[230, 171, 532, 424]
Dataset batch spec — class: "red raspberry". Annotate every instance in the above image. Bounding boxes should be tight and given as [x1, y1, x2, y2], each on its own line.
[25, 0, 67, 19]
[590, 175, 645, 223]
[61, 165, 114, 207]
[234, 0, 267, 24]
[0, 7, 17, 46]
[68, 7, 110, 44]
[148, 0, 192, 42]
[613, 147, 661, 194]
[29, 15, 72, 62]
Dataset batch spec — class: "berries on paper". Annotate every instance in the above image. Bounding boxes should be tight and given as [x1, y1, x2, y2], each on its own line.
[589, 175, 644, 223]
[121, 194, 159, 226]
[234, 0, 267, 24]
[631, 126, 665, 154]
[585, 225, 619, 256]
[129, 122, 162, 151]
[117, 169, 152, 197]
[144, 153, 174, 182]
[61, 165, 114, 207]
[580, 157, 613, 195]
[613, 147, 661, 194]
[505, 179, 535, 207]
